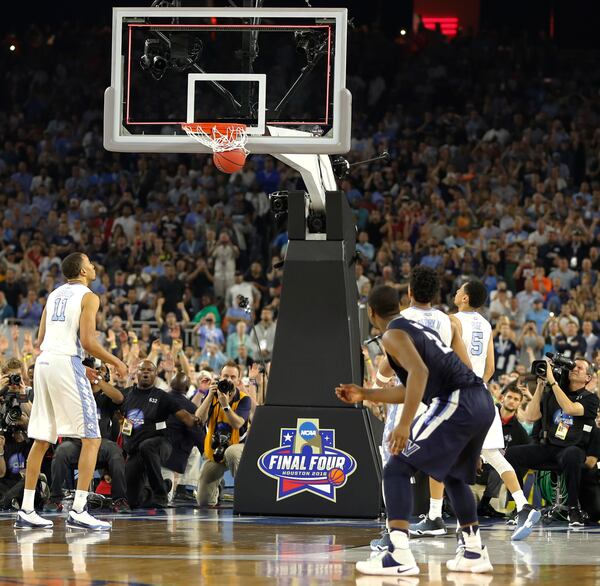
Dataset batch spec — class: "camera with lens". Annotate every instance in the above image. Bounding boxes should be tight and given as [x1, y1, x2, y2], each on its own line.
[211, 428, 232, 463]
[82, 357, 111, 383]
[0, 391, 23, 433]
[8, 374, 22, 386]
[531, 352, 574, 388]
[216, 379, 235, 394]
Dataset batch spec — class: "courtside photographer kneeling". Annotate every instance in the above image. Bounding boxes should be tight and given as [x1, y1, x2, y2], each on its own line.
[506, 354, 600, 526]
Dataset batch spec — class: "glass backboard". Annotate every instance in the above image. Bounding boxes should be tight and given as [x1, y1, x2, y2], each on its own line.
[104, 7, 351, 154]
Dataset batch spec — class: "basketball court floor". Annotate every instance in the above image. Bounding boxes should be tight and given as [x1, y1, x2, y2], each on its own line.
[1, 508, 599, 585]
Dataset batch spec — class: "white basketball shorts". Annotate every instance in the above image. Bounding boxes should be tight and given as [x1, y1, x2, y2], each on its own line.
[481, 407, 505, 451]
[29, 352, 100, 444]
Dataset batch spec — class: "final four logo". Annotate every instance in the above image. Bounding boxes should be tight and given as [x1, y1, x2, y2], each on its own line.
[258, 418, 357, 502]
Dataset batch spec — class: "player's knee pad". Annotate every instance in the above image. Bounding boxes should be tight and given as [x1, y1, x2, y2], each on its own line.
[481, 448, 515, 477]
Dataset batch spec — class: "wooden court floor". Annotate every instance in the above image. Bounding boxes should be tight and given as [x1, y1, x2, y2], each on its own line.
[1, 508, 599, 585]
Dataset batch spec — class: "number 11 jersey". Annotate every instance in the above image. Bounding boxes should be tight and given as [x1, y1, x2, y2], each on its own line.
[41, 282, 91, 358]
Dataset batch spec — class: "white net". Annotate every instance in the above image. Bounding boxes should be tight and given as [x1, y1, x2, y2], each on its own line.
[182, 123, 249, 154]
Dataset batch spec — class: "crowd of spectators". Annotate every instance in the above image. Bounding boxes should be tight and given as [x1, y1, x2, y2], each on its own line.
[1, 21, 600, 511]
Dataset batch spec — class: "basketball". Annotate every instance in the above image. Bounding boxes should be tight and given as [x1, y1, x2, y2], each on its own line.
[213, 148, 247, 174]
[327, 468, 346, 486]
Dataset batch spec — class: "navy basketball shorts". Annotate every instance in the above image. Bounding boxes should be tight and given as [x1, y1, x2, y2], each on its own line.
[389, 385, 495, 484]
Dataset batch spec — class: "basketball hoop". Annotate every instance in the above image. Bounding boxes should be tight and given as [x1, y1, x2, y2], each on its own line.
[182, 122, 249, 154]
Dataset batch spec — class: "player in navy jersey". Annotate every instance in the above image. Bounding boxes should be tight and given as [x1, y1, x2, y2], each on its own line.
[336, 285, 495, 575]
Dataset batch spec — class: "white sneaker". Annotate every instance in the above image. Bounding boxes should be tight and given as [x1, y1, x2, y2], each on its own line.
[66, 509, 112, 531]
[446, 545, 493, 573]
[356, 548, 420, 576]
[14, 510, 54, 529]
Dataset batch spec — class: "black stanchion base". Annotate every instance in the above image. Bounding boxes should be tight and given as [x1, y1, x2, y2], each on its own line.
[234, 405, 383, 518]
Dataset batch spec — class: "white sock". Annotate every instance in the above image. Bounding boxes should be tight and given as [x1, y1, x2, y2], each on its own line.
[428, 497, 443, 520]
[21, 489, 36, 512]
[462, 525, 482, 550]
[513, 490, 528, 512]
[73, 490, 88, 513]
[389, 528, 410, 549]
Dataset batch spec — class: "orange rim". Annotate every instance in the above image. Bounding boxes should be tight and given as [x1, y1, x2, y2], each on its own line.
[181, 122, 247, 136]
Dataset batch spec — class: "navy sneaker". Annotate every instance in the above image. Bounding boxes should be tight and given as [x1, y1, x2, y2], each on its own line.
[409, 515, 447, 537]
[511, 504, 541, 541]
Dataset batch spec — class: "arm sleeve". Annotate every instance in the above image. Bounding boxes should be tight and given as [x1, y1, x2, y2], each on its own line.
[577, 393, 600, 420]
[233, 396, 252, 423]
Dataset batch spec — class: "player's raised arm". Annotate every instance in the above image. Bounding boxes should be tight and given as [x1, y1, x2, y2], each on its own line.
[80, 293, 127, 379]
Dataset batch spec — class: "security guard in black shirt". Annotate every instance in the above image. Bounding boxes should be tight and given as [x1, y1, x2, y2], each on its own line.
[506, 357, 600, 526]
[121, 360, 201, 508]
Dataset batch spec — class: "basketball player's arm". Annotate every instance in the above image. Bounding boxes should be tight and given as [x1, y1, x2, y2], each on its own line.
[449, 316, 472, 369]
[374, 356, 395, 387]
[80, 293, 127, 377]
[36, 306, 47, 347]
[483, 334, 495, 383]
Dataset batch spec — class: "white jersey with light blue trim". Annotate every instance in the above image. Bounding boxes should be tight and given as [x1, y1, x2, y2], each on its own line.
[40, 282, 91, 358]
[401, 305, 452, 347]
[454, 311, 492, 379]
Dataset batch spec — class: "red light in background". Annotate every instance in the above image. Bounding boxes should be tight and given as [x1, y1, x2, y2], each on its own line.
[422, 16, 459, 37]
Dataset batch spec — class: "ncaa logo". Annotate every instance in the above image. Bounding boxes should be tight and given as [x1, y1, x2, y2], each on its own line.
[127, 408, 145, 429]
[299, 421, 318, 439]
[258, 418, 357, 502]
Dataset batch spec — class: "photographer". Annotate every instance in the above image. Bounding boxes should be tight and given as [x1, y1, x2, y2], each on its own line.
[0, 429, 40, 510]
[0, 361, 41, 510]
[505, 356, 600, 526]
[45, 361, 130, 513]
[196, 361, 251, 507]
[121, 360, 202, 508]
[1, 358, 33, 430]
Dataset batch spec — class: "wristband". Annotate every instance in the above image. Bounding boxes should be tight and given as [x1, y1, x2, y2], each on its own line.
[376, 373, 393, 383]
[0, 452, 4, 457]
[132, 339, 138, 344]
[110, 343, 117, 350]
[223, 406, 231, 412]
[365, 358, 372, 363]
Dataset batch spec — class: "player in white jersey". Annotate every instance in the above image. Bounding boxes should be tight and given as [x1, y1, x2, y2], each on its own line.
[370, 266, 471, 551]
[451, 280, 540, 540]
[15, 253, 128, 531]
